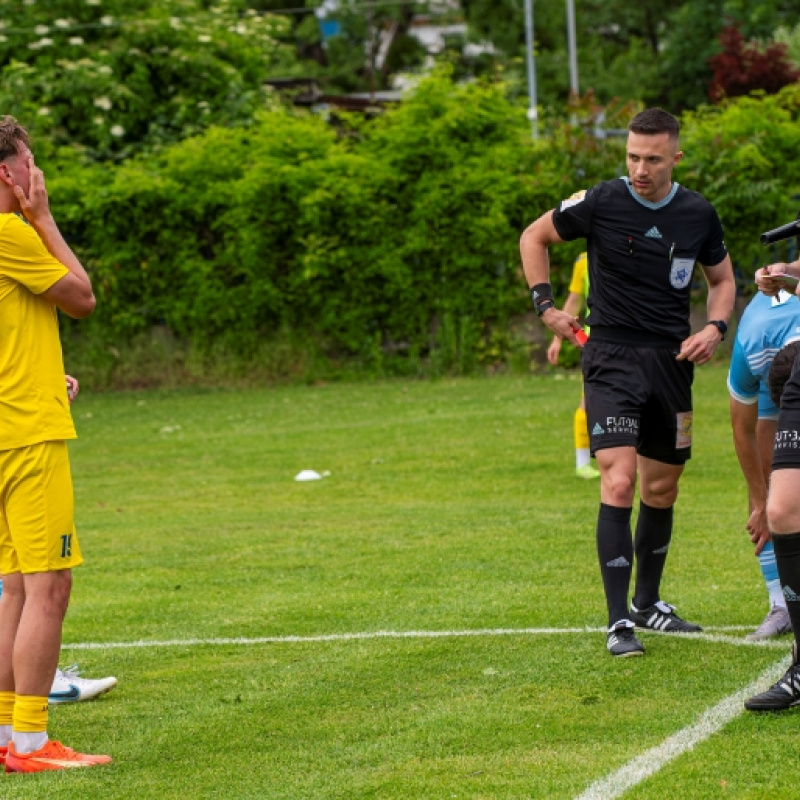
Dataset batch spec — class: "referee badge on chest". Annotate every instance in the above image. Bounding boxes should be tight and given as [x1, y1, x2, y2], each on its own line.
[670, 258, 694, 289]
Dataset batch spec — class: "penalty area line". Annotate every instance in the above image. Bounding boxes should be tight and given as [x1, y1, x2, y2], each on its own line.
[572, 655, 791, 800]
[61, 624, 767, 651]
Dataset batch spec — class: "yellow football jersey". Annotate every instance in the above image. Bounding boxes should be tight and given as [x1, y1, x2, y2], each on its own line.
[568, 252, 589, 297]
[0, 213, 76, 450]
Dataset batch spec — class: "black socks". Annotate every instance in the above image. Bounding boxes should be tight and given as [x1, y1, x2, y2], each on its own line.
[772, 531, 800, 652]
[632, 501, 673, 610]
[598, 501, 676, 627]
[597, 503, 633, 627]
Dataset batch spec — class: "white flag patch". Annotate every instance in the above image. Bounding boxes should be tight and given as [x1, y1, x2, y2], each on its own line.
[559, 189, 587, 211]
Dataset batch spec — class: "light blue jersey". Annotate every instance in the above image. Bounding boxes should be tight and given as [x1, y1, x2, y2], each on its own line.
[728, 290, 800, 419]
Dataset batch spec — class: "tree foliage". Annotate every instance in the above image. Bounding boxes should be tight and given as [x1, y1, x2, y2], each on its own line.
[708, 23, 800, 102]
[678, 82, 800, 269]
[457, 0, 800, 111]
[775, 21, 800, 67]
[0, 0, 295, 161]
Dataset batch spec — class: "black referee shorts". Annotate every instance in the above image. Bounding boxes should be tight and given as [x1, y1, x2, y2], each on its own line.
[582, 340, 694, 465]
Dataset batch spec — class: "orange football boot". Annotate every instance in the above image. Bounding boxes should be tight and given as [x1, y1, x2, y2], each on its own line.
[5, 740, 111, 773]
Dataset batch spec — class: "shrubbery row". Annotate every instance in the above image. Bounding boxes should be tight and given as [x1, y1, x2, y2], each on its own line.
[48, 72, 800, 384]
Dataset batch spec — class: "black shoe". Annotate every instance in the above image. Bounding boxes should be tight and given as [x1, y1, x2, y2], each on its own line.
[606, 620, 645, 657]
[745, 645, 800, 712]
[629, 600, 702, 633]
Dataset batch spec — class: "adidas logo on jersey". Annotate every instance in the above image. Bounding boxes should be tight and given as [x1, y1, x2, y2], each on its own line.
[592, 423, 605, 435]
[784, 585, 800, 603]
[645, 226, 662, 238]
[606, 556, 630, 568]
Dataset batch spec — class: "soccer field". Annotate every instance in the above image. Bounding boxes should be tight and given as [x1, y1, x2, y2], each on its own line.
[14, 364, 800, 799]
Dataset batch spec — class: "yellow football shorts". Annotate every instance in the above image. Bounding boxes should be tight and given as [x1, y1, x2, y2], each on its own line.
[0, 441, 83, 574]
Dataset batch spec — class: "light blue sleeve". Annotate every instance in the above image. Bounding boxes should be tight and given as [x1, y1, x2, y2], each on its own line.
[757, 382, 779, 419]
[727, 336, 759, 405]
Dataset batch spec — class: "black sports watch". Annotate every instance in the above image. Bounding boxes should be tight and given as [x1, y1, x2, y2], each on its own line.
[706, 319, 727, 340]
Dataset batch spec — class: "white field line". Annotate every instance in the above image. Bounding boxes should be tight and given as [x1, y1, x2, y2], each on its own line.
[690, 631, 788, 649]
[573, 654, 791, 800]
[59, 623, 792, 799]
[60, 625, 786, 651]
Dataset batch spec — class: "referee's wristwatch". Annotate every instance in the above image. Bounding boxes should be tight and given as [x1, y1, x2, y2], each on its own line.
[706, 319, 727, 340]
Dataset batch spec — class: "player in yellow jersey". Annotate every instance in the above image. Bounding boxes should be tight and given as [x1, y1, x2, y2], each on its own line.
[0, 374, 118, 705]
[0, 116, 110, 772]
[546, 252, 599, 479]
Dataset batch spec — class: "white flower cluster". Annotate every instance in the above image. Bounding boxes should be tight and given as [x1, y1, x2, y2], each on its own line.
[94, 96, 112, 110]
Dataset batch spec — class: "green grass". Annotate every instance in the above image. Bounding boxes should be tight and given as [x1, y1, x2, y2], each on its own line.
[7, 364, 800, 798]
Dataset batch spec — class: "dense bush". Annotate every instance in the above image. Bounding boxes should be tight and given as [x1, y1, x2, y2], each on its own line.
[51, 69, 623, 382]
[46, 71, 800, 385]
[678, 83, 800, 270]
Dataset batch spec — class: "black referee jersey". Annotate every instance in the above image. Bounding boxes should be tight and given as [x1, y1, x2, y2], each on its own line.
[552, 177, 728, 343]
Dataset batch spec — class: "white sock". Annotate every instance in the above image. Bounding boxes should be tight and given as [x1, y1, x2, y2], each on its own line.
[0, 724, 11, 747]
[12, 730, 47, 754]
[767, 578, 786, 609]
[576, 448, 591, 469]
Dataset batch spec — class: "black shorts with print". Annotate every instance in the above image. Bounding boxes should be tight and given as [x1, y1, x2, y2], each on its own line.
[581, 334, 694, 465]
[773, 356, 800, 469]
[772, 408, 800, 470]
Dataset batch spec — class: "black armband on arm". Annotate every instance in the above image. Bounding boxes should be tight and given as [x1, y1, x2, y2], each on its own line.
[531, 283, 555, 316]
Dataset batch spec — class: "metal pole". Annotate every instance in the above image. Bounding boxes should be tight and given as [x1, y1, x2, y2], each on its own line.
[524, 0, 538, 140]
[566, 0, 579, 97]
[367, 0, 375, 103]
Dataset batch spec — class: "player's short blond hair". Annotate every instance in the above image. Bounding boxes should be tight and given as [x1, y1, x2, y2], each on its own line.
[0, 116, 30, 163]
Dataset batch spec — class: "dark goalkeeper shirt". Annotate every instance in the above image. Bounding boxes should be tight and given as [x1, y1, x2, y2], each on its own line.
[552, 177, 728, 345]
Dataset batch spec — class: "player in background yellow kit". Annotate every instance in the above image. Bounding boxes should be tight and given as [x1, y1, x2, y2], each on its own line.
[546, 252, 599, 479]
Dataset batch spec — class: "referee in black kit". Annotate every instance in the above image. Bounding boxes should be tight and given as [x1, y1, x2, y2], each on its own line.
[521, 108, 735, 657]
